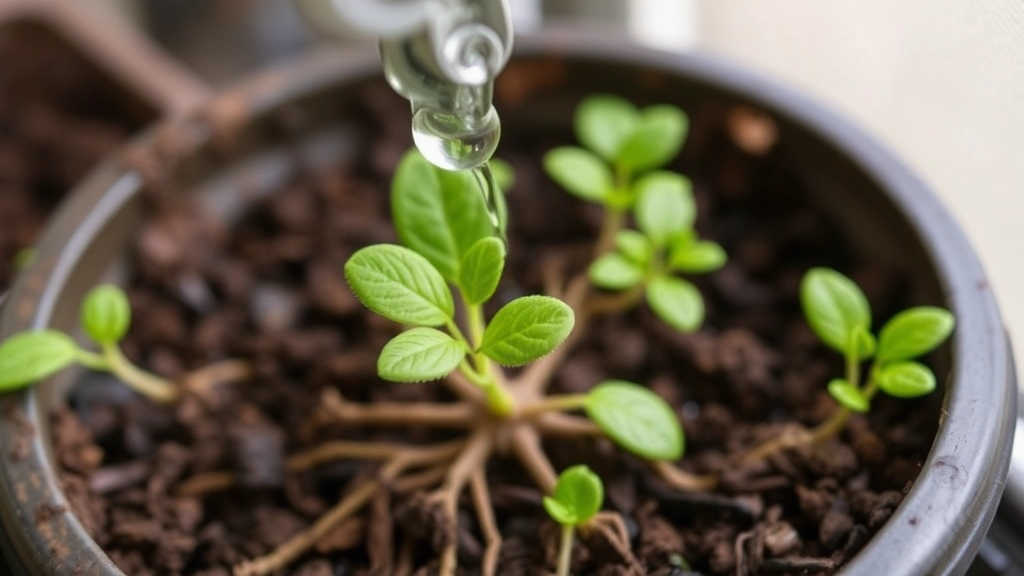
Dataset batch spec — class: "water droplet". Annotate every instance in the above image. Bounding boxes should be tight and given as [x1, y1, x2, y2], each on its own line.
[411, 106, 500, 171]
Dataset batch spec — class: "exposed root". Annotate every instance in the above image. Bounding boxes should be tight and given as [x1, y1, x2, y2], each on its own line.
[445, 370, 485, 402]
[318, 388, 477, 428]
[742, 424, 814, 463]
[287, 439, 463, 473]
[176, 471, 236, 498]
[582, 284, 645, 319]
[235, 442, 463, 576]
[471, 469, 502, 576]
[510, 425, 557, 494]
[428, 426, 495, 576]
[183, 359, 253, 396]
[394, 537, 414, 576]
[651, 461, 717, 492]
[534, 412, 602, 437]
[392, 464, 448, 494]
[583, 511, 636, 564]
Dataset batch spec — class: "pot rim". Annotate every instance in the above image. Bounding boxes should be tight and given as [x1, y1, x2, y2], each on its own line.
[0, 28, 1015, 576]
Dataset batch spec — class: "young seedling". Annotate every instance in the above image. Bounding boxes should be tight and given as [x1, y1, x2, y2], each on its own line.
[230, 149, 696, 576]
[544, 465, 604, 576]
[0, 284, 178, 402]
[749, 267, 955, 459]
[543, 94, 725, 332]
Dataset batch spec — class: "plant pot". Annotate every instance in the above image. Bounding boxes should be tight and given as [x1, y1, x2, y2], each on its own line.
[0, 31, 1016, 575]
[0, 0, 209, 301]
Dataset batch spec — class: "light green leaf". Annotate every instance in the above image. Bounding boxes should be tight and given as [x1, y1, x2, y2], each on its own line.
[344, 244, 454, 326]
[479, 296, 574, 366]
[615, 230, 652, 265]
[634, 172, 695, 245]
[616, 105, 689, 173]
[542, 147, 614, 202]
[544, 465, 604, 526]
[827, 378, 869, 413]
[81, 284, 131, 345]
[377, 328, 465, 382]
[458, 237, 506, 305]
[574, 94, 639, 161]
[646, 276, 704, 332]
[489, 158, 515, 192]
[585, 380, 684, 461]
[588, 253, 645, 290]
[391, 150, 494, 280]
[669, 241, 727, 274]
[800, 268, 872, 356]
[877, 361, 937, 398]
[877, 307, 955, 363]
[12, 247, 34, 272]
[0, 330, 80, 391]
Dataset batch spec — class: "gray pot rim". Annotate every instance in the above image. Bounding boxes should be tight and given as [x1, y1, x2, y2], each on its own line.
[0, 29, 1015, 576]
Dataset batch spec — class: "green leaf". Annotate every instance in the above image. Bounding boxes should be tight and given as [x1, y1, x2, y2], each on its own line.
[616, 105, 688, 173]
[876, 307, 955, 363]
[800, 268, 872, 356]
[669, 240, 727, 274]
[377, 328, 465, 382]
[80, 284, 131, 345]
[391, 150, 494, 281]
[489, 158, 515, 192]
[458, 237, 506, 305]
[574, 94, 639, 161]
[479, 296, 574, 366]
[633, 172, 695, 245]
[827, 378, 870, 413]
[646, 276, 704, 332]
[344, 244, 454, 326]
[0, 330, 80, 391]
[615, 230, 652, 265]
[585, 380, 684, 461]
[877, 361, 937, 398]
[542, 147, 614, 202]
[850, 325, 878, 360]
[588, 253, 645, 290]
[544, 465, 604, 526]
[12, 247, 34, 272]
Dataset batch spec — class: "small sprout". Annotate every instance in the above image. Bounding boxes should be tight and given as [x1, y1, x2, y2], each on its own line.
[544, 465, 605, 576]
[0, 284, 177, 402]
[801, 268, 954, 419]
[545, 94, 724, 333]
[584, 380, 684, 461]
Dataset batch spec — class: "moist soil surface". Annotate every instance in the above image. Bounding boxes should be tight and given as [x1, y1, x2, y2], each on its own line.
[53, 82, 938, 575]
[0, 23, 153, 292]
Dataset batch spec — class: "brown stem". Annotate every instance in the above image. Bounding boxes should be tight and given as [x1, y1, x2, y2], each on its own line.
[394, 538, 414, 576]
[392, 464, 448, 494]
[470, 469, 501, 576]
[742, 407, 850, 464]
[287, 439, 463, 473]
[810, 407, 852, 444]
[582, 511, 635, 564]
[582, 284, 645, 318]
[510, 425, 557, 494]
[650, 461, 717, 492]
[319, 388, 477, 428]
[533, 413, 603, 437]
[595, 208, 625, 257]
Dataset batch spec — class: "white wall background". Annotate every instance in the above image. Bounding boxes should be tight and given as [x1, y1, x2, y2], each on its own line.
[695, 1, 1024, 381]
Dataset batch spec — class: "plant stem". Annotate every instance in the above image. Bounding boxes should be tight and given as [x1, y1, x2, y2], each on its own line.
[556, 524, 575, 576]
[595, 208, 625, 257]
[519, 394, 588, 418]
[451, 304, 517, 418]
[100, 344, 178, 403]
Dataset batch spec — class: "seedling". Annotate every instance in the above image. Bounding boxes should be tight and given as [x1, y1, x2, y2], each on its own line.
[543, 94, 724, 332]
[544, 465, 604, 576]
[0, 284, 178, 402]
[800, 267, 954, 437]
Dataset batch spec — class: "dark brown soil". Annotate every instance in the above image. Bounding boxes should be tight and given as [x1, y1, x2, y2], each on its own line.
[0, 22, 154, 291]
[53, 81, 938, 576]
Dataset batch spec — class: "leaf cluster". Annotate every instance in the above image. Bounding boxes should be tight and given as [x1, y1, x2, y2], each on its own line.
[543, 94, 725, 332]
[543, 465, 604, 526]
[0, 284, 132, 391]
[345, 151, 575, 384]
[801, 268, 955, 412]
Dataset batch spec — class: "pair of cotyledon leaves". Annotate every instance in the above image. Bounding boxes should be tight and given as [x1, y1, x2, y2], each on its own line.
[800, 268, 955, 412]
[345, 150, 684, 461]
[544, 465, 604, 527]
[0, 285, 131, 391]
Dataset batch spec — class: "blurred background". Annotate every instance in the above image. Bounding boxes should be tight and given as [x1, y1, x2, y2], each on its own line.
[86, 0, 1024, 378]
